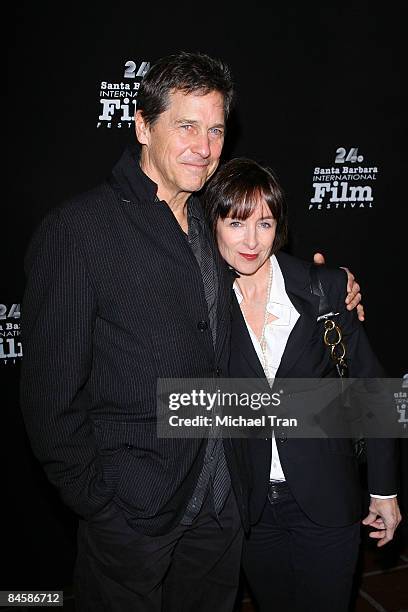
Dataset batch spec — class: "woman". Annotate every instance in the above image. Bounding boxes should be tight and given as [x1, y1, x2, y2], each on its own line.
[204, 158, 401, 612]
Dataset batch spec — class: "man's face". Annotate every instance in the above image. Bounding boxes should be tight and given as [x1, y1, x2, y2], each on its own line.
[136, 90, 225, 203]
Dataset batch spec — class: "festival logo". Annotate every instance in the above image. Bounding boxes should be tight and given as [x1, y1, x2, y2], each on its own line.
[395, 375, 408, 430]
[309, 147, 378, 211]
[0, 303, 22, 365]
[96, 60, 150, 129]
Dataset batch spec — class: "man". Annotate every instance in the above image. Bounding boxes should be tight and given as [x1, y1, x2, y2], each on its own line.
[20, 52, 362, 611]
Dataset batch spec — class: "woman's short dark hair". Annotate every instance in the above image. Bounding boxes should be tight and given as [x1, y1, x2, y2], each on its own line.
[137, 51, 234, 126]
[204, 158, 288, 255]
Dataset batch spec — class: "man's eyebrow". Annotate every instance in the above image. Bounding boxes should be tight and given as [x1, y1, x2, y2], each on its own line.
[175, 118, 199, 125]
[174, 119, 225, 129]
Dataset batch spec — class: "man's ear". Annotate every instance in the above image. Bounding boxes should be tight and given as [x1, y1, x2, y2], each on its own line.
[135, 110, 150, 145]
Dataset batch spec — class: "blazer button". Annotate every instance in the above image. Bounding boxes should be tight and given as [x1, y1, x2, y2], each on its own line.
[277, 432, 287, 443]
[124, 443, 134, 449]
[215, 367, 221, 376]
[197, 321, 208, 331]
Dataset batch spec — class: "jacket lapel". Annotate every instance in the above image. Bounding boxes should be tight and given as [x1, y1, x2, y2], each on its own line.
[213, 253, 234, 363]
[231, 290, 266, 379]
[274, 252, 320, 378]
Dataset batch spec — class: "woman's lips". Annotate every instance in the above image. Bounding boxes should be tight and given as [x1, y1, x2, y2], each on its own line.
[239, 253, 258, 260]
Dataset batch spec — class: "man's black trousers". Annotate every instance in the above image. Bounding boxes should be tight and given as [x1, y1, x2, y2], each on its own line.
[74, 489, 243, 612]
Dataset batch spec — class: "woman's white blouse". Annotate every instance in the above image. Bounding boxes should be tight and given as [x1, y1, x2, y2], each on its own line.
[233, 255, 300, 481]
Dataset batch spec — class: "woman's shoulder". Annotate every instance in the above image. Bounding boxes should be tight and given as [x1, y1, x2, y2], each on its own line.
[274, 250, 311, 274]
[274, 250, 348, 295]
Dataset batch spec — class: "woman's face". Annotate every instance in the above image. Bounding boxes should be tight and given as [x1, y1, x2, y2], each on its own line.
[216, 199, 277, 276]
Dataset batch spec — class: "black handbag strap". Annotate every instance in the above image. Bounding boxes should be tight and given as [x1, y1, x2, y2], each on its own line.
[310, 264, 367, 464]
[310, 265, 339, 321]
[309, 265, 347, 377]
[309, 266, 366, 459]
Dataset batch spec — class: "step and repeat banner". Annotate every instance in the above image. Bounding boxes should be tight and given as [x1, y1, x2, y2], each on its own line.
[4, 2, 406, 590]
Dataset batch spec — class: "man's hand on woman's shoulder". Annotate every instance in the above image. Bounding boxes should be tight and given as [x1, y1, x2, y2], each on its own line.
[313, 252, 365, 321]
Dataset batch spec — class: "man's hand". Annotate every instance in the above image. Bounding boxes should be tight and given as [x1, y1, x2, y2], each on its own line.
[362, 497, 402, 547]
[313, 252, 365, 321]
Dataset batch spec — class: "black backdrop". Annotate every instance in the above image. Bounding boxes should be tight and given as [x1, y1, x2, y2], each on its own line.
[4, 1, 406, 591]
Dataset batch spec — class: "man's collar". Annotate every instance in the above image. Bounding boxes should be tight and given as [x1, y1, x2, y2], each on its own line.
[111, 145, 206, 219]
[110, 145, 158, 204]
[187, 195, 206, 223]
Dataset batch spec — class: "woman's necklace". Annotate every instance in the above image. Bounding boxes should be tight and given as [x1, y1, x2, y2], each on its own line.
[237, 260, 273, 381]
[258, 261, 273, 382]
